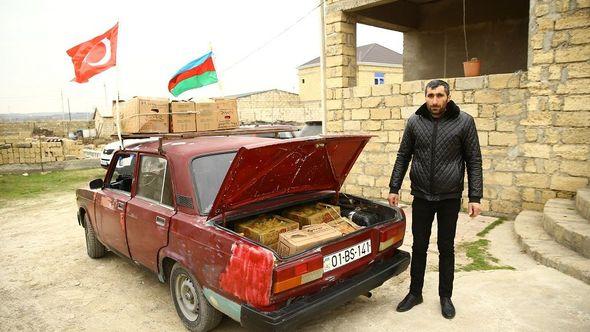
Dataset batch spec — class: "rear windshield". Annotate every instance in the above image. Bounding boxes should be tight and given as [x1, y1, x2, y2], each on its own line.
[191, 152, 237, 214]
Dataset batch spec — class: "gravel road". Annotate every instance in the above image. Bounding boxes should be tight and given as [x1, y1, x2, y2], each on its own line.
[1, 188, 589, 331]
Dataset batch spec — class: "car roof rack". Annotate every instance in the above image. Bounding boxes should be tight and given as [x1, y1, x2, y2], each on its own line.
[111, 125, 299, 140]
[111, 125, 300, 154]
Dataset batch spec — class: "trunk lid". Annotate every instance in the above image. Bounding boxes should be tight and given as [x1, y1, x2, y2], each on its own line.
[207, 135, 371, 221]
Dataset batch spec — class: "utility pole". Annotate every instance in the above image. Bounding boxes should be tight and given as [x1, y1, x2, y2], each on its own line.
[320, 0, 327, 134]
[61, 89, 66, 137]
[67, 98, 72, 136]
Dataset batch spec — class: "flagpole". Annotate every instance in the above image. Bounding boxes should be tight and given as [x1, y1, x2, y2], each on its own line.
[114, 19, 123, 148]
[210, 42, 224, 98]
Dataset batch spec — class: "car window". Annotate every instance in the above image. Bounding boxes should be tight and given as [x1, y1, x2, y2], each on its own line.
[137, 155, 173, 207]
[191, 152, 237, 214]
[107, 154, 136, 193]
[299, 123, 322, 137]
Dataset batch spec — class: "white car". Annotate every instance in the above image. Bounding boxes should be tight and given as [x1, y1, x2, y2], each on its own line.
[99, 138, 155, 168]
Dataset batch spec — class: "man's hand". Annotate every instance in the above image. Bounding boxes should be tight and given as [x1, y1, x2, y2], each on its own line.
[468, 202, 481, 218]
[388, 193, 399, 207]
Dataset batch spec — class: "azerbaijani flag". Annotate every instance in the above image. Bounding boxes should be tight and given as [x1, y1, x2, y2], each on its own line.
[168, 51, 218, 97]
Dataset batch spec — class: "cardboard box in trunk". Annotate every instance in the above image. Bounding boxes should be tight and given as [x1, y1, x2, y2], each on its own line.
[170, 101, 196, 133]
[267, 242, 278, 251]
[235, 215, 299, 245]
[215, 99, 239, 129]
[278, 223, 342, 256]
[327, 217, 362, 235]
[118, 97, 169, 134]
[282, 203, 341, 226]
[195, 102, 218, 132]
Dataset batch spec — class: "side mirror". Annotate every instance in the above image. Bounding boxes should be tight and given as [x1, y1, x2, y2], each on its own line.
[89, 178, 104, 190]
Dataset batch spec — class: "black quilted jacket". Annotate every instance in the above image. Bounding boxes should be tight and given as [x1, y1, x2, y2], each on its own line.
[389, 100, 483, 203]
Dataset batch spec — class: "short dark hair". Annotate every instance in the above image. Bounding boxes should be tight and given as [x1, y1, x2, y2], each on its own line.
[425, 79, 450, 96]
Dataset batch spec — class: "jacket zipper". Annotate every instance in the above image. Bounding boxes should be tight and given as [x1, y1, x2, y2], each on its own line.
[429, 118, 439, 194]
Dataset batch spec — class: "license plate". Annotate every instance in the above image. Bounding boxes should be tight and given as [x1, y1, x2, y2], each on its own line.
[323, 239, 372, 272]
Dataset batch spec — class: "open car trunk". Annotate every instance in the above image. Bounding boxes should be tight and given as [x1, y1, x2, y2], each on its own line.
[217, 193, 405, 258]
[205, 135, 407, 308]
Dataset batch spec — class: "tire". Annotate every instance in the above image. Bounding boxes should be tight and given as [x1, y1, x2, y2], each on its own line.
[170, 263, 222, 332]
[84, 214, 106, 258]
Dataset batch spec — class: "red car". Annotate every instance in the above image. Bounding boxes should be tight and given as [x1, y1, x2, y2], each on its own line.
[76, 133, 409, 331]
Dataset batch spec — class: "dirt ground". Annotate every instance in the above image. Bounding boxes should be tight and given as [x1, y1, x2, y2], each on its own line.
[1, 188, 590, 331]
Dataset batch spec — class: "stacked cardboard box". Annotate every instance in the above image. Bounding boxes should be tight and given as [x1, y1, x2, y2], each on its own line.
[118, 97, 169, 134]
[278, 223, 342, 256]
[170, 101, 196, 133]
[116, 97, 240, 134]
[195, 102, 219, 132]
[282, 203, 341, 226]
[215, 99, 239, 129]
[235, 215, 299, 249]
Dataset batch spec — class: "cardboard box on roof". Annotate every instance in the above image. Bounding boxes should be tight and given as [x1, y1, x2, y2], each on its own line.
[118, 97, 169, 134]
[282, 203, 341, 226]
[278, 223, 342, 256]
[327, 217, 362, 235]
[235, 215, 299, 245]
[170, 101, 196, 133]
[195, 102, 218, 131]
[215, 99, 239, 129]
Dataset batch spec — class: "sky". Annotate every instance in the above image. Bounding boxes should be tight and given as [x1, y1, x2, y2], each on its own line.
[0, 0, 403, 115]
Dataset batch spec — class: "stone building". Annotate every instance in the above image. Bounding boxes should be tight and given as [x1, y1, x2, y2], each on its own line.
[322, 0, 590, 216]
[226, 89, 320, 124]
[92, 106, 116, 138]
[298, 43, 403, 103]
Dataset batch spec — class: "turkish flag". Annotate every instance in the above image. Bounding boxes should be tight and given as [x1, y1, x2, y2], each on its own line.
[67, 23, 118, 83]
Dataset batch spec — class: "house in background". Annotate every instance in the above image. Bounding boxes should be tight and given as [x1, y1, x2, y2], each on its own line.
[92, 105, 115, 138]
[297, 43, 403, 104]
[219, 89, 319, 124]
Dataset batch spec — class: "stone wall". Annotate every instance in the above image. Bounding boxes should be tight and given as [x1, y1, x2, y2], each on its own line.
[237, 90, 320, 124]
[0, 138, 85, 165]
[323, 0, 590, 216]
[0, 120, 94, 138]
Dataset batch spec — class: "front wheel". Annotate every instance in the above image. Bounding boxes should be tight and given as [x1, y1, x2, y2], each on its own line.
[84, 214, 106, 258]
[170, 263, 222, 332]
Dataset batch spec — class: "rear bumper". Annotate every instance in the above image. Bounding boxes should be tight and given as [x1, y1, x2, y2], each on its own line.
[240, 250, 410, 331]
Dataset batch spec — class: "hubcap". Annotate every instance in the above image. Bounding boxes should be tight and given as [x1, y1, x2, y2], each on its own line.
[175, 273, 199, 321]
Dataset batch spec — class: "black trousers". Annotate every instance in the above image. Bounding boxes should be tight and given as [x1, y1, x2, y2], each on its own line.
[409, 197, 461, 298]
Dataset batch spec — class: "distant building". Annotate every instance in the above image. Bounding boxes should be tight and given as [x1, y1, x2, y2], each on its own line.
[297, 43, 403, 102]
[92, 105, 115, 138]
[218, 89, 319, 124]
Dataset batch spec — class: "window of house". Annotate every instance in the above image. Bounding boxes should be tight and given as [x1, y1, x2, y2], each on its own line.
[136, 155, 173, 207]
[107, 153, 136, 193]
[374, 72, 384, 85]
[302, 79, 305, 84]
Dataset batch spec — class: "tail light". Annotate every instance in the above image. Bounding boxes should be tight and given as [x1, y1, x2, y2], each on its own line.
[379, 221, 405, 251]
[273, 254, 324, 293]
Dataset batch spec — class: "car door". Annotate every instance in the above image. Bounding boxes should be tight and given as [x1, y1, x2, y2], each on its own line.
[95, 152, 137, 257]
[125, 154, 175, 272]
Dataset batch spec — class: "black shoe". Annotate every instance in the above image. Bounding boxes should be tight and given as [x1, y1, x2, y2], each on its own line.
[440, 297, 455, 319]
[396, 293, 423, 312]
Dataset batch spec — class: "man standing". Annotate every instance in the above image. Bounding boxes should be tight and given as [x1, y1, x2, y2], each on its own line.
[388, 79, 483, 319]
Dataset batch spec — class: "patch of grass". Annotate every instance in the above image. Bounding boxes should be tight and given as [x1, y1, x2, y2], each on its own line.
[458, 217, 514, 272]
[476, 217, 506, 237]
[0, 168, 106, 201]
[458, 239, 515, 272]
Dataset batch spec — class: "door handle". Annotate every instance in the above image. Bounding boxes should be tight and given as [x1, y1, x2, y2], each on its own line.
[155, 216, 166, 227]
[117, 201, 125, 210]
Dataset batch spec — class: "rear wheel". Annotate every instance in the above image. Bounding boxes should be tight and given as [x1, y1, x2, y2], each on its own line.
[84, 214, 106, 258]
[170, 263, 222, 332]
